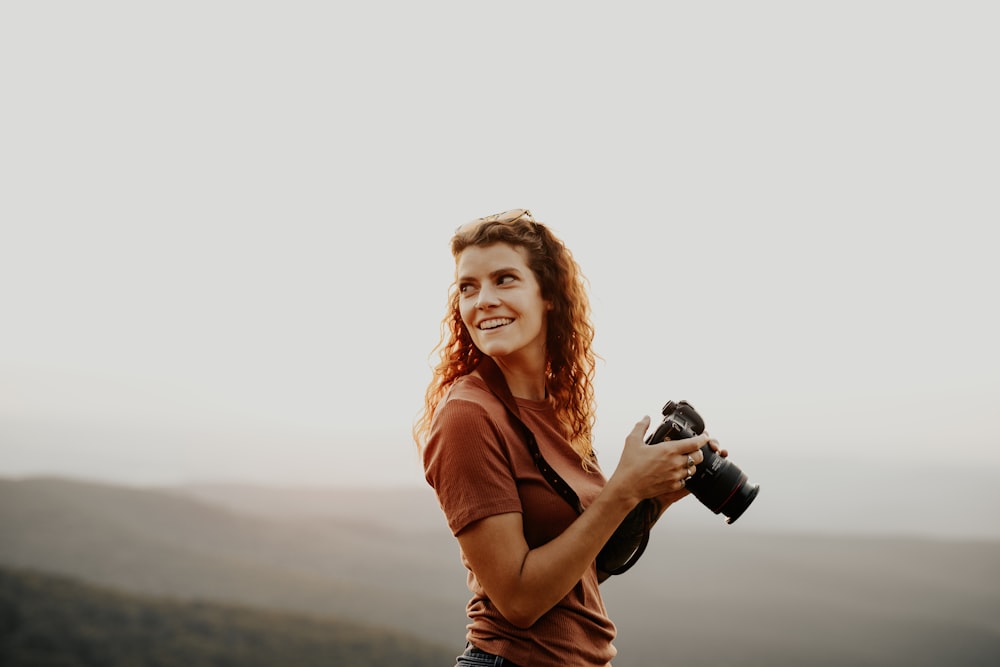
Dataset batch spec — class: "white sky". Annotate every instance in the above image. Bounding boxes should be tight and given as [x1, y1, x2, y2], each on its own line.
[2, 3, 997, 496]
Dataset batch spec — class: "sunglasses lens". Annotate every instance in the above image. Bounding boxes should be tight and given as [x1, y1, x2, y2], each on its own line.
[458, 208, 534, 234]
[489, 209, 532, 223]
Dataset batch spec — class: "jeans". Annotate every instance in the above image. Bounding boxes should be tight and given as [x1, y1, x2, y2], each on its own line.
[454, 642, 523, 667]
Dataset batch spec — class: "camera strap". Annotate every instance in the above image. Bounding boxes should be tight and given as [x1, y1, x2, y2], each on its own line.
[476, 357, 651, 576]
[477, 357, 584, 514]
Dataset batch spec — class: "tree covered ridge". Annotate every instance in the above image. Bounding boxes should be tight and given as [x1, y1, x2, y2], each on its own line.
[0, 565, 453, 667]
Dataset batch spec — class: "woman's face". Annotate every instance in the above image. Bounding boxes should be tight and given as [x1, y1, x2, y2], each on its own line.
[456, 242, 551, 370]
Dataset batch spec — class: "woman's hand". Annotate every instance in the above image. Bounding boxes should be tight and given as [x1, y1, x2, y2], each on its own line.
[604, 416, 711, 508]
[652, 434, 727, 512]
[706, 434, 728, 459]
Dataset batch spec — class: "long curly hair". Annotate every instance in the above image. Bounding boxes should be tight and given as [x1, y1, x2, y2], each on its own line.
[414, 210, 598, 464]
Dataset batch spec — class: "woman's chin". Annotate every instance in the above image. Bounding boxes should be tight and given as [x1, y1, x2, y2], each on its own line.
[478, 343, 513, 360]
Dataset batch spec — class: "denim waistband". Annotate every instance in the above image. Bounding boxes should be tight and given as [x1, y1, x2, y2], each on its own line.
[458, 642, 523, 667]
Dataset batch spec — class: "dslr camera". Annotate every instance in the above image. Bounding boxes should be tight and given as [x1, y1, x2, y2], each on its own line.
[646, 400, 759, 524]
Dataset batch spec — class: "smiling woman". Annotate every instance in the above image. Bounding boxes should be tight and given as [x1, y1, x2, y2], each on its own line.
[413, 209, 725, 667]
[456, 243, 552, 398]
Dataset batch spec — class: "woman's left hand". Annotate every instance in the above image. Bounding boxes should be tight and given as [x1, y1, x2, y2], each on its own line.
[707, 435, 728, 459]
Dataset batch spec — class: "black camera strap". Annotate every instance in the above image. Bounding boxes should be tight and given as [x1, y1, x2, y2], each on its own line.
[476, 357, 651, 576]
[477, 358, 584, 514]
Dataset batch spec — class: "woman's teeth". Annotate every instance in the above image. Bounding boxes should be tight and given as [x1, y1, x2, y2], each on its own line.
[480, 318, 513, 330]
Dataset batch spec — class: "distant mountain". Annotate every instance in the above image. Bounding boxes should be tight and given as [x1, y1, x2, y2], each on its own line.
[2, 476, 999, 666]
[169, 455, 1000, 542]
[0, 476, 471, 644]
[169, 480, 450, 532]
[0, 565, 453, 666]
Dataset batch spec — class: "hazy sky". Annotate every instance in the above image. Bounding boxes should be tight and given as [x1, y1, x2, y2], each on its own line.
[2, 2, 997, 513]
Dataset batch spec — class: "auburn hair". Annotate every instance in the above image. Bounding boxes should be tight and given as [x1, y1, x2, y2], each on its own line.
[414, 212, 598, 464]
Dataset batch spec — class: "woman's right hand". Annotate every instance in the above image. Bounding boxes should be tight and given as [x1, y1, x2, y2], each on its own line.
[606, 416, 710, 507]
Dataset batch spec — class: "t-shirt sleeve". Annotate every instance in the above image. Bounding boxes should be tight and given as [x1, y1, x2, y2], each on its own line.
[423, 397, 523, 536]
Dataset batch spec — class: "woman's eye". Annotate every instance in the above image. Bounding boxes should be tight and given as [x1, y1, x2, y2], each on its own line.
[459, 283, 476, 295]
[497, 274, 516, 286]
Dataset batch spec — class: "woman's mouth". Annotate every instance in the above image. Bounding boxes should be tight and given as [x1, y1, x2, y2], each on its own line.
[478, 318, 513, 331]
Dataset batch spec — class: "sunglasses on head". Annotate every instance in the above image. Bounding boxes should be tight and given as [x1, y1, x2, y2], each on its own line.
[478, 208, 534, 224]
[458, 208, 535, 233]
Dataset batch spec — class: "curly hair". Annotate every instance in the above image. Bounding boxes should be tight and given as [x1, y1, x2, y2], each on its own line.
[413, 210, 598, 465]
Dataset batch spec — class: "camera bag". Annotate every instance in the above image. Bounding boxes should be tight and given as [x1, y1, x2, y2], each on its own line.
[477, 357, 654, 576]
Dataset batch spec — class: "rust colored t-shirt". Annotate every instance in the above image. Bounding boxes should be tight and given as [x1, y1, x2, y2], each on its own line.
[423, 373, 616, 667]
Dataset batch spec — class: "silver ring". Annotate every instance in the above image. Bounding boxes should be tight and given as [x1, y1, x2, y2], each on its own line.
[687, 455, 695, 468]
[687, 466, 697, 478]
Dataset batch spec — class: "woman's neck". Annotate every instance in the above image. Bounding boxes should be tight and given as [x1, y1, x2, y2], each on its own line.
[492, 357, 547, 401]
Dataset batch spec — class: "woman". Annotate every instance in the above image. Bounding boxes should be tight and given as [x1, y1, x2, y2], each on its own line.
[414, 209, 724, 666]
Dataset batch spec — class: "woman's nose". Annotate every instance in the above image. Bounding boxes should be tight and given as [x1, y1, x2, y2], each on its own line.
[476, 285, 501, 308]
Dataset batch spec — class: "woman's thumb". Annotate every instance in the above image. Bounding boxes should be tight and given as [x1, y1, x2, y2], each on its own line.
[628, 415, 651, 446]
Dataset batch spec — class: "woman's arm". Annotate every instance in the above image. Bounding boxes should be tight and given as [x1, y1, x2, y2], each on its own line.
[457, 416, 709, 628]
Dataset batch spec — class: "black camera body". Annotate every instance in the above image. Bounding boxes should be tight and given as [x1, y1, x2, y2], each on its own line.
[645, 400, 759, 524]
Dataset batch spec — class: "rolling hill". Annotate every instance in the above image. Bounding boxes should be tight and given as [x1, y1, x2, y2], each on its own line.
[0, 565, 453, 666]
[0, 476, 470, 644]
[2, 476, 998, 666]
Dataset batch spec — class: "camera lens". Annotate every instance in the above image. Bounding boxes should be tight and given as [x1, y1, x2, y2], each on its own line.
[685, 444, 759, 524]
[720, 477, 759, 524]
[647, 400, 760, 524]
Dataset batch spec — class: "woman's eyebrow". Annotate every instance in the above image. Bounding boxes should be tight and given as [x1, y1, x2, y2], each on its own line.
[458, 266, 522, 282]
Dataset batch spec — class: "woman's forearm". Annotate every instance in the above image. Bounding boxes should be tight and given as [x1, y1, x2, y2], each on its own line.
[499, 482, 638, 627]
